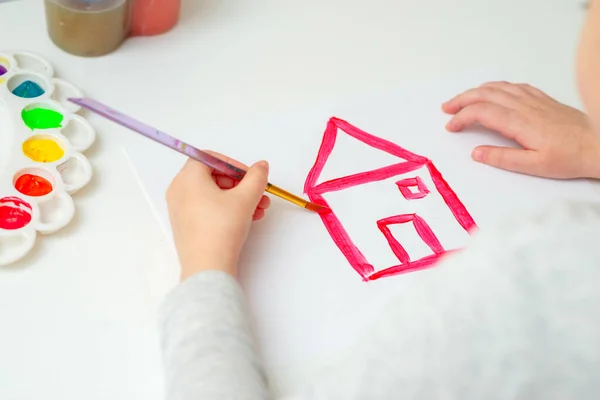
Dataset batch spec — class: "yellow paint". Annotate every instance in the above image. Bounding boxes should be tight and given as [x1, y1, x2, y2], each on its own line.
[0, 56, 9, 85]
[22, 137, 64, 163]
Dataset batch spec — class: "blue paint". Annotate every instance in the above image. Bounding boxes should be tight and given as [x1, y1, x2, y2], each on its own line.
[0, 65, 7, 76]
[12, 80, 45, 98]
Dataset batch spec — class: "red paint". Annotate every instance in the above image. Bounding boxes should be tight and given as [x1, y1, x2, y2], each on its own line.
[396, 176, 430, 199]
[0, 197, 33, 230]
[376, 214, 445, 276]
[303, 117, 428, 194]
[15, 174, 53, 197]
[304, 117, 477, 281]
[367, 254, 442, 281]
[426, 163, 477, 233]
[310, 192, 375, 279]
[311, 162, 423, 195]
[316, 206, 333, 215]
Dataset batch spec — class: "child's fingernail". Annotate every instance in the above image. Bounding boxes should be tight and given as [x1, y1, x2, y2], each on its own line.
[256, 160, 269, 171]
[472, 149, 484, 162]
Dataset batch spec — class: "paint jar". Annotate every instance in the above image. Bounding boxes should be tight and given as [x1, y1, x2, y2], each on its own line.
[131, 0, 181, 36]
[44, 0, 132, 57]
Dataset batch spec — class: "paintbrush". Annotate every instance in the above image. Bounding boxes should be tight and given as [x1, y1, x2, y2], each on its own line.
[68, 97, 330, 214]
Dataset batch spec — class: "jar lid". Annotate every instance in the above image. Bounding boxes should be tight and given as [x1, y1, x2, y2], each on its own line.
[46, 0, 127, 12]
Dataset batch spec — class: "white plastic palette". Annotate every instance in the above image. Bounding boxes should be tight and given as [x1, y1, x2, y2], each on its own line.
[0, 51, 95, 266]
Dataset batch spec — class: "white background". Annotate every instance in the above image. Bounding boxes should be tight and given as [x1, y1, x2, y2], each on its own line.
[0, 0, 594, 399]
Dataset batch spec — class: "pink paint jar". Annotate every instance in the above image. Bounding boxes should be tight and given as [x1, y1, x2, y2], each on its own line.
[131, 0, 181, 36]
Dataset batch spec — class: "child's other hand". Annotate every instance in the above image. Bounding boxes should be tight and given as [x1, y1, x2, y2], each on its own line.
[166, 153, 270, 281]
[442, 81, 600, 179]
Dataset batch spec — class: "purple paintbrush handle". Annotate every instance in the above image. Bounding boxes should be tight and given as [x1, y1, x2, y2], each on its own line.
[68, 97, 247, 180]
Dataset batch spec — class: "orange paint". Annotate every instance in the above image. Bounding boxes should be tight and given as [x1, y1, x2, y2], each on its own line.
[15, 174, 53, 197]
[131, 0, 181, 36]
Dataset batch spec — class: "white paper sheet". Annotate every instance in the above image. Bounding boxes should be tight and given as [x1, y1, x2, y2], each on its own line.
[124, 71, 600, 393]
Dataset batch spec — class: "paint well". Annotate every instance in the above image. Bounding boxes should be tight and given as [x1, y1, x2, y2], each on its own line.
[22, 107, 64, 130]
[0, 197, 32, 230]
[12, 80, 45, 98]
[22, 137, 64, 163]
[15, 174, 53, 197]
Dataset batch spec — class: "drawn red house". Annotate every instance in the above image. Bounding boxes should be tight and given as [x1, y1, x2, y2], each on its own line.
[304, 117, 477, 281]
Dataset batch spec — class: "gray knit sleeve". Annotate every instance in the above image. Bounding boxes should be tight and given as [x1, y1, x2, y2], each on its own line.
[158, 270, 271, 400]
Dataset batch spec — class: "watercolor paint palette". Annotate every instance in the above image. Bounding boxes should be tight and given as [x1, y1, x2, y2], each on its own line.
[0, 51, 95, 266]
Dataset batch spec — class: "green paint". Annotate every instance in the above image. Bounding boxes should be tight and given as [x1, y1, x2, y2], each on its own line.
[21, 107, 64, 130]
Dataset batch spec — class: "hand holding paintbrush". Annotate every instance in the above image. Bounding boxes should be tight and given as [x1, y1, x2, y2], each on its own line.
[165, 153, 273, 279]
[69, 97, 330, 214]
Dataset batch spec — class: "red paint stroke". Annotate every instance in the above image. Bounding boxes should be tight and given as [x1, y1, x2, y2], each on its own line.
[0, 197, 33, 230]
[377, 214, 445, 266]
[15, 174, 53, 197]
[426, 163, 477, 233]
[396, 176, 430, 200]
[311, 162, 423, 195]
[304, 117, 478, 281]
[304, 117, 429, 194]
[368, 254, 441, 281]
[377, 216, 412, 264]
[311, 192, 374, 280]
[368, 249, 462, 281]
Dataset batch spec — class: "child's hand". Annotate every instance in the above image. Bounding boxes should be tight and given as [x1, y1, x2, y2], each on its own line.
[166, 153, 271, 281]
[442, 81, 600, 179]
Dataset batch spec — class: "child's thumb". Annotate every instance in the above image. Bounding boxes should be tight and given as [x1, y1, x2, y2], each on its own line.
[236, 160, 269, 206]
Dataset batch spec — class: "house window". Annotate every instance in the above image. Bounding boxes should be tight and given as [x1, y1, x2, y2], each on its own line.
[395, 176, 430, 200]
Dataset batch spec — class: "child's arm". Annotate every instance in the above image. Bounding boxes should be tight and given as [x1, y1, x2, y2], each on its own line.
[159, 271, 269, 400]
[160, 153, 272, 400]
[443, 81, 600, 179]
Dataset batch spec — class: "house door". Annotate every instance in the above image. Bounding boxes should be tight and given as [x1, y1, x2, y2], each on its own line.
[374, 174, 447, 274]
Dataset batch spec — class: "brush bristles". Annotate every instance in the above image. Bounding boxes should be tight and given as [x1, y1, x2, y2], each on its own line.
[305, 202, 332, 214]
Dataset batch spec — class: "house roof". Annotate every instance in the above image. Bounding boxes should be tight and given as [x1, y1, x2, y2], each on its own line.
[304, 117, 430, 194]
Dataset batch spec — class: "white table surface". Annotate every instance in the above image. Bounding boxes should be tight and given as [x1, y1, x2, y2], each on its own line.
[0, 0, 588, 399]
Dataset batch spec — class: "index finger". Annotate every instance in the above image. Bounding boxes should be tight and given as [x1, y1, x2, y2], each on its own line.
[442, 86, 518, 115]
[445, 102, 520, 141]
[201, 150, 250, 177]
[181, 150, 249, 179]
